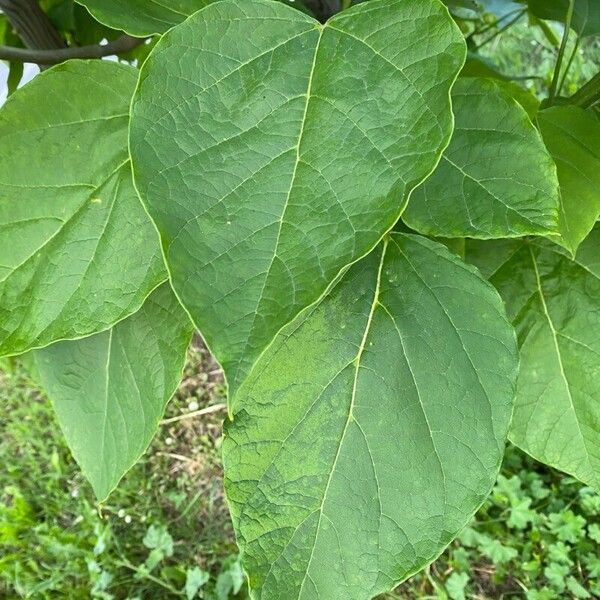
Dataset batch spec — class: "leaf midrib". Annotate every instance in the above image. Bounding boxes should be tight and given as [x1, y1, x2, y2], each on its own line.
[297, 239, 387, 598]
[528, 245, 597, 484]
[232, 23, 324, 388]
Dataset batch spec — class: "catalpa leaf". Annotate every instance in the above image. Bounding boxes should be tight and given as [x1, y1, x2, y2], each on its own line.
[75, 0, 214, 36]
[528, 0, 599, 37]
[75, 0, 314, 36]
[130, 0, 466, 395]
[223, 233, 517, 599]
[403, 77, 559, 239]
[536, 106, 600, 256]
[467, 229, 600, 491]
[34, 283, 192, 501]
[0, 60, 166, 358]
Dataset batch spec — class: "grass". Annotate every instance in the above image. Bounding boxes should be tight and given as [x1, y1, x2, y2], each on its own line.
[1, 346, 599, 599]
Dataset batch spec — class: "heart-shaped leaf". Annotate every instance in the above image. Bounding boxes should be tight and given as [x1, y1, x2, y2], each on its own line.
[0, 60, 166, 359]
[34, 283, 193, 500]
[467, 229, 600, 491]
[536, 106, 600, 256]
[403, 77, 559, 239]
[223, 233, 518, 599]
[129, 0, 466, 394]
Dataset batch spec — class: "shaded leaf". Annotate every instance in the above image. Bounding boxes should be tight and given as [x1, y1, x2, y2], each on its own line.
[528, 0, 600, 37]
[466, 229, 600, 491]
[0, 60, 166, 358]
[130, 0, 466, 394]
[223, 233, 517, 599]
[75, 0, 213, 36]
[404, 77, 559, 239]
[34, 284, 192, 500]
[536, 106, 600, 255]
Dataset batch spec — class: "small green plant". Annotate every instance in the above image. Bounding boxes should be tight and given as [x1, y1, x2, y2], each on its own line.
[0, 354, 246, 599]
[0, 0, 599, 598]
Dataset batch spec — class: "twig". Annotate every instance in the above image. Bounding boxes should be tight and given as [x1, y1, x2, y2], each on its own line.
[549, 0, 576, 103]
[474, 9, 526, 50]
[0, 35, 146, 64]
[160, 403, 227, 425]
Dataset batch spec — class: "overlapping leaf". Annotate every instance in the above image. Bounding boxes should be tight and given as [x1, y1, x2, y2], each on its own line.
[467, 229, 600, 491]
[75, 0, 315, 36]
[224, 233, 518, 600]
[403, 77, 559, 239]
[130, 0, 466, 394]
[75, 0, 214, 36]
[528, 0, 600, 37]
[536, 106, 600, 255]
[0, 60, 166, 358]
[34, 284, 192, 500]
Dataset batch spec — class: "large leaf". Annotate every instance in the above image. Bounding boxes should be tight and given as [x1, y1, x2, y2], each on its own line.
[528, 0, 600, 37]
[75, 0, 213, 36]
[130, 0, 466, 394]
[403, 77, 559, 239]
[467, 230, 600, 491]
[0, 60, 166, 358]
[34, 283, 192, 500]
[223, 233, 518, 599]
[536, 106, 600, 255]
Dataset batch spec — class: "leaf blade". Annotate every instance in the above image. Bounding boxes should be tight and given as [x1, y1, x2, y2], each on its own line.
[34, 283, 193, 500]
[466, 231, 600, 491]
[0, 60, 166, 358]
[403, 77, 559, 239]
[224, 233, 518, 599]
[536, 106, 600, 255]
[130, 0, 466, 394]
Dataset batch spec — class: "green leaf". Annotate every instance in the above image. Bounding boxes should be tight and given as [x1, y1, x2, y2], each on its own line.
[75, 0, 313, 36]
[0, 60, 166, 359]
[466, 229, 600, 491]
[536, 106, 600, 255]
[33, 283, 192, 500]
[446, 572, 469, 600]
[460, 56, 541, 118]
[223, 233, 517, 599]
[528, 0, 600, 38]
[185, 567, 210, 600]
[130, 0, 466, 394]
[75, 0, 212, 36]
[567, 577, 592, 599]
[403, 77, 559, 239]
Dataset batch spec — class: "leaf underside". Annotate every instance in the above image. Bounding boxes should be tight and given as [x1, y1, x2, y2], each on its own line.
[467, 228, 600, 492]
[0, 60, 166, 359]
[224, 233, 518, 600]
[130, 0, 466, 395]
[34, 283, 193, 501]
[404, 77, 559, 239]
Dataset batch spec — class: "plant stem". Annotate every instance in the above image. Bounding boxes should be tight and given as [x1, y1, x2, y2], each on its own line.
[557, 34, 580, 96]
[474, 9, 526, 51]
[548, 0, 576, 103]
[568, 71, 600, 108]
[0, 0, 65, 50]
[0, 35, 146, 64]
